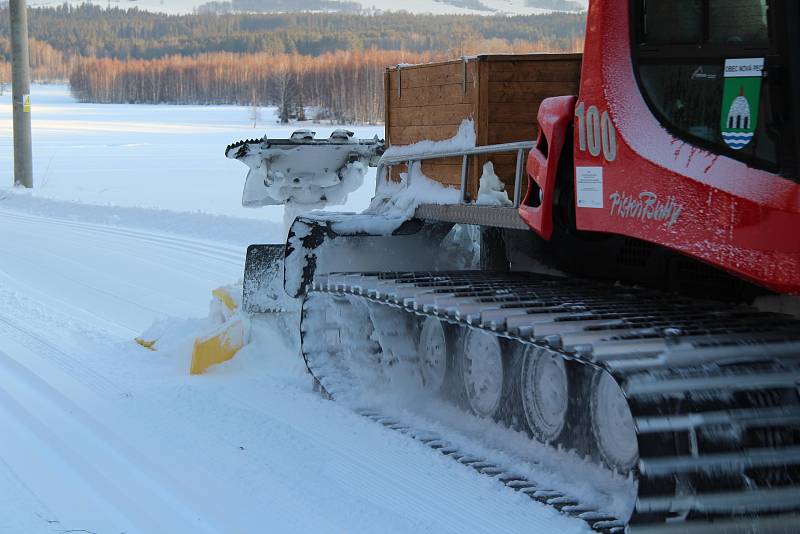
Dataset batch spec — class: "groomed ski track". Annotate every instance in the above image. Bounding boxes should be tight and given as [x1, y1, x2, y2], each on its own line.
[0, 205, 590, 534]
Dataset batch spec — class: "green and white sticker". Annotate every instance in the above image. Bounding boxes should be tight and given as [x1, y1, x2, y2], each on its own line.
[720, 58, 763, 150]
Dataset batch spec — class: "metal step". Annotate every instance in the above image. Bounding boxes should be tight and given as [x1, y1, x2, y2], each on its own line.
[636, 486, 800, 514]
[639, 446, 800, 477]
[624, 371, 800, 397]
[626, 513, 800, 533]
[635, 406, 800, 434]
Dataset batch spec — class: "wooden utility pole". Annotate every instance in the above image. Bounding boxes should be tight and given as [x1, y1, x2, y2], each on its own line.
[10, 0, 33, 188]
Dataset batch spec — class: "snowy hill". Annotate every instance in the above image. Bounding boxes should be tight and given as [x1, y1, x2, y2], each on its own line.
[45, 0, 587, 15]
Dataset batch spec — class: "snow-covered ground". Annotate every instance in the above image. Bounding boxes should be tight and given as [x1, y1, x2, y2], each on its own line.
[0, 85, 591, 533]
[0, 85, 380, 226]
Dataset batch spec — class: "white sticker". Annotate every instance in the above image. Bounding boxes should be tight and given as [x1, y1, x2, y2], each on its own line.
[576, 166, 603, 209]
[723, 58, 764, 78]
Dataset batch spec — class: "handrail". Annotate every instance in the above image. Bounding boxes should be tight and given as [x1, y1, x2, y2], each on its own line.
[378, 140, 535, 166]
[377, 140, 535, 208]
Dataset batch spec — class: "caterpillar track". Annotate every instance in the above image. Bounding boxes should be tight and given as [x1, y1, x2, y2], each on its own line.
[300, 271, 800, 533]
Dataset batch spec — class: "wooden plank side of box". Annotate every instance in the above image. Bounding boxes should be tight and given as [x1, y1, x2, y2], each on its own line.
[393, 60, 473, 89]
[383, 54, 581, 202]
[486, 54, 582, 83]
[388, 103, 475, 128]
[480, 54, 582, 200]
[387, 159, 463, 185]
[487, 80, 580, 104]
[386, 62, 478, 147]
[386, 62, 477, 108]
[386, 64, 474, 184]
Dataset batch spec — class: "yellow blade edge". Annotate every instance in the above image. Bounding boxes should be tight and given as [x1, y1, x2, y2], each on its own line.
[190, 318, 246, 375]
[211, 286, 239, 312]
[134, 337, 157, 351]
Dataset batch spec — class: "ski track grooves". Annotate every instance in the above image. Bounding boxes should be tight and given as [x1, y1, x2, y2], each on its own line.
[0, 207, 590, 533]
[0, 207, 247, 331]
[0, 345, 219, 534]
[0, 312, 121, 397]
[223, 387, 534, 534]
[0, 209, 244, 265]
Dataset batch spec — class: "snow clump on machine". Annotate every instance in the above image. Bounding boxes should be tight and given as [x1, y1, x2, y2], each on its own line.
[476, 161, 513, 206]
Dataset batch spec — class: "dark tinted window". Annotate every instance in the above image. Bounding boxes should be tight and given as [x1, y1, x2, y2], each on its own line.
[642, 0, 769, 46]
[639, 63, 777, 165]
[709, 0, 768, 45]
[644, 0, 703, 45]
[635, 0, 782, 171]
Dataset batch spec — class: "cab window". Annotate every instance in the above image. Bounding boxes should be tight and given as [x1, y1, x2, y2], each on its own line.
[632, 0, 786, 174]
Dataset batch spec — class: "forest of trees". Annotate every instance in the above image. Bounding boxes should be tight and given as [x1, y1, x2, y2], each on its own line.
[197, 0, 583, 14]
[69, 49, 431, 123]
[0, 5, 586, 122]
[0, 5, 585, 59]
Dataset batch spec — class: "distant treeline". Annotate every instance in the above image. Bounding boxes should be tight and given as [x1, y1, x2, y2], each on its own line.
[0, 5, 585, 59]
[195, 0, 583, 15]
[68, 33, 582, 123]
[0, 37, 75, 81]
[70, 49, 428, 123]
[0, 5, 585, 122]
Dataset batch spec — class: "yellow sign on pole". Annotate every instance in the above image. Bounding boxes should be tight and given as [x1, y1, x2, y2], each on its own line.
[22, 94, 30, 113]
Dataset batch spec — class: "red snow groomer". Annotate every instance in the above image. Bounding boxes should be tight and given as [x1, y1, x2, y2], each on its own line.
[227, 1, 800, 531]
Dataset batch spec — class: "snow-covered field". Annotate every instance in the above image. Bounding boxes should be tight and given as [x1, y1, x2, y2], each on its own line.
[0, 85, 590, 533]
[0, 85, 380, 226]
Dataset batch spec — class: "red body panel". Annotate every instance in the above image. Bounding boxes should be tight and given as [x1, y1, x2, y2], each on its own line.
[524, 2, 800, 295]
[520, 96, 577, 240]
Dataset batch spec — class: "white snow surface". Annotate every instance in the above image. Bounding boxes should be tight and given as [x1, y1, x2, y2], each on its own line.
[0, 85, 591, 533]
[382, 118, 476, 159]
[0, 85, 381, 226]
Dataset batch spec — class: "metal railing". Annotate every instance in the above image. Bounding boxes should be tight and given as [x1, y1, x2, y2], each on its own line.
[377, 140, 535, 208]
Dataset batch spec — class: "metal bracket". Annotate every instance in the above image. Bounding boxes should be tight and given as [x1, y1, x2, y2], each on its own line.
[463, 58, 468, 94]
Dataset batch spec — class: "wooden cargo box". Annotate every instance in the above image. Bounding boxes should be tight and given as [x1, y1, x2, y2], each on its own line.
[384, 53, 581, 202]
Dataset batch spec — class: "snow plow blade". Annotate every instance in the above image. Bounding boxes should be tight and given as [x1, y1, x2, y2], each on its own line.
[190, 286, 249, 374]
[134, 337, 157, 350]
[190, 317, 246, 374]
